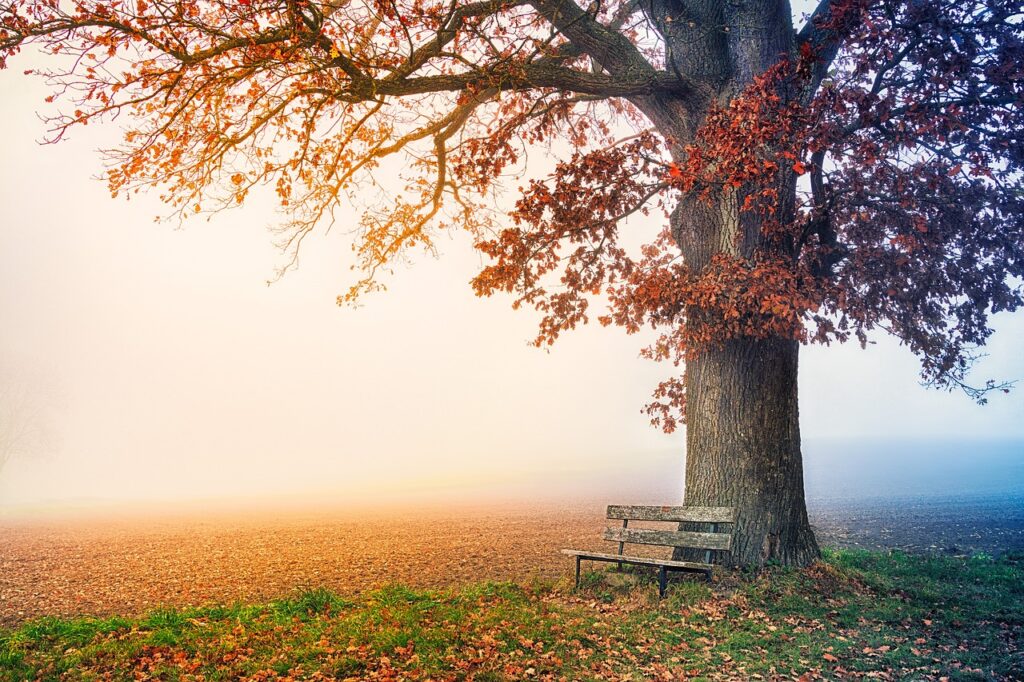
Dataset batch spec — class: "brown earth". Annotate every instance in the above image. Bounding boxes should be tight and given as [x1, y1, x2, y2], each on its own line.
[0, 503, 610, 627]
[2, 497, 1022, 627]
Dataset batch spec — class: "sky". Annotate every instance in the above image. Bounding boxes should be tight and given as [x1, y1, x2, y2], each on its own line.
[0, 13, 1022, 512]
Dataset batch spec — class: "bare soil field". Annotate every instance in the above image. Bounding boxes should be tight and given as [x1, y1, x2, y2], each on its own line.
[0, 504, 609, 627]
[2, 497, 1022, 627]
[809, 494, 1024, 558]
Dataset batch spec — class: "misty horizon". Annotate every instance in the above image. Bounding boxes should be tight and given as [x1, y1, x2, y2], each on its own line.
[2, 436, 1020, 517]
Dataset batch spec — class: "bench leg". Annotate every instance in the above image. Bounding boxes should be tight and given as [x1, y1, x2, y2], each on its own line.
[658, 566, 667, 599]
[575, 556, 581, 589]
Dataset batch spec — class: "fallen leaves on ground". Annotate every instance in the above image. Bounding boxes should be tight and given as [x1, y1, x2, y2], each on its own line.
[0, 503, 610, 626]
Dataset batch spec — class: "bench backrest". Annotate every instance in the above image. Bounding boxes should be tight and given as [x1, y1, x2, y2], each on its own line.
[603, 505, 735, 557]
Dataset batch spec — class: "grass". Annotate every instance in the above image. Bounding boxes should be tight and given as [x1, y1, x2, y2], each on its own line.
[1, 549, 1021, 681]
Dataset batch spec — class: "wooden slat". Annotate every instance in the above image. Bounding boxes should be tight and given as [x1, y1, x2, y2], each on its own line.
[560, 549, 713, 572]
[606, 505, 735, 523]
[603, 526, 732, 551]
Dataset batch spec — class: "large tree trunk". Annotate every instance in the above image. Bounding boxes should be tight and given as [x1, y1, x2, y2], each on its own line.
[682, 336, 820, 567]
[635, 0, 820, 568]
[667, 180, 821, 569]
[659, 163, 820, 568]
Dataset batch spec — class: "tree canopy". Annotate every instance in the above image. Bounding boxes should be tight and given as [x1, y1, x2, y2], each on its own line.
[2, 0, 1021, 431]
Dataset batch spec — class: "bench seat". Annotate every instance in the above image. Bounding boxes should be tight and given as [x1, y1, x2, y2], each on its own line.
[560, 549, 714, 573]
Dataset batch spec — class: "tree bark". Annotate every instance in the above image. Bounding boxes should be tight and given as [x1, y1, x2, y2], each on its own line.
[629, 1, 821, 569]
[661, 168, 820, 569]
[680, 336, 820, 567]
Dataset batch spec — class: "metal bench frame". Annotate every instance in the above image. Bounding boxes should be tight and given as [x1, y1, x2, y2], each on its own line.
[562, 504, 736, 598]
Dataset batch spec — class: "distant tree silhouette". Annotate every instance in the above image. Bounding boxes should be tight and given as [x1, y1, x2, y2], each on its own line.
[0, 364, 56, 477]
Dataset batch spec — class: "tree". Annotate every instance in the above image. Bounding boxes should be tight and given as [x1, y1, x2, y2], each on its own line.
[0, 363, 57, 478]
[2, 0, 1020, 566]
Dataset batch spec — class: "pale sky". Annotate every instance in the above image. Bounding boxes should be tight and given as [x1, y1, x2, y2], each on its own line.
[1, 17, 1022, 511]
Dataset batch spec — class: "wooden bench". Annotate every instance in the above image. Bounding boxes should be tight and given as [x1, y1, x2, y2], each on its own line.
[562, 504, 736, 598]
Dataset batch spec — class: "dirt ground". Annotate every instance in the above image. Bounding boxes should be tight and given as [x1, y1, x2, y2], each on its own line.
[0, 504, 608, 627]
[2, 498, 1022, 627]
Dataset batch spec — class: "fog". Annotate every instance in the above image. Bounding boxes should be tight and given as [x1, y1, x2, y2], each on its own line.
[1, 31, 1023, 517]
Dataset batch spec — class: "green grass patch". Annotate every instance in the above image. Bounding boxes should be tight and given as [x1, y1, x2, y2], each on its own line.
[1, 551, 1020, 681]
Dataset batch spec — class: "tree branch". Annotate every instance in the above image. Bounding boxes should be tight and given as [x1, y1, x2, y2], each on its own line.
[527, 0, 675, 85]
[797, 0, 865, 101]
